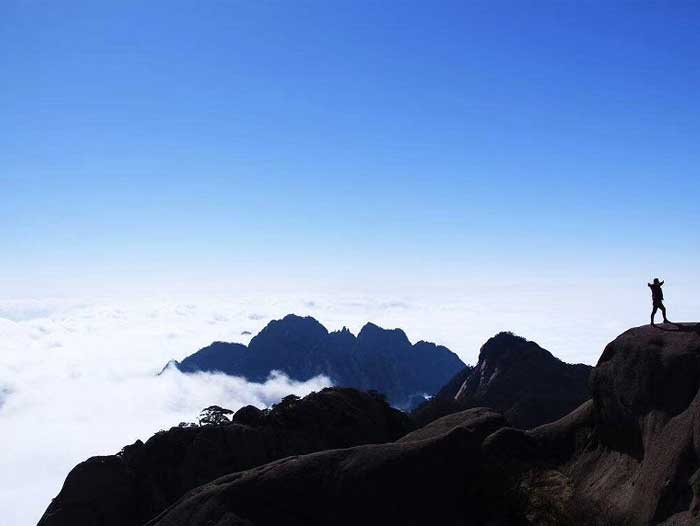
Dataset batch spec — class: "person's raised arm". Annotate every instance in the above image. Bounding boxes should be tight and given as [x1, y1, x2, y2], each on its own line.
[660, 280, 665, 286]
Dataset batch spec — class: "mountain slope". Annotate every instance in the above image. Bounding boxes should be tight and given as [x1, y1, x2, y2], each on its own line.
[413, 332, 591, 428]
[37, 388, 412, 526]
[174, 314, 465, 408]
[144, 407, 509, 526]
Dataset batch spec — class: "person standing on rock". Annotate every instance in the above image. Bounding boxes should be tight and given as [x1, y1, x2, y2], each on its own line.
[648, 278, 670, 326]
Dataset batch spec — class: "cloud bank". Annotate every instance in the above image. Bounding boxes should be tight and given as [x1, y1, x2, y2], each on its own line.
[0, 299, 333, 526]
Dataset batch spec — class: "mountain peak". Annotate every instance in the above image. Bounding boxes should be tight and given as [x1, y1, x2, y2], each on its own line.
[252, 314, 329, 344]
[418, 331, 593, 429]
[357, 322, 411, 349]
[477, 331, 554, 364]
[277, 313, 328, 331]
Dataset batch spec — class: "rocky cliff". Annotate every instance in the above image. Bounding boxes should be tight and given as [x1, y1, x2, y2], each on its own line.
[413, 331, 591, 428]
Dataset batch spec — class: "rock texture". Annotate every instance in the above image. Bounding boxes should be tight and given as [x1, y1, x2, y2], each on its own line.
[413, 332, 591, 428]
[144, 408, 510, 526]
[173, 314, 465, 408]
[568, 323, 700, 525]
[37, 388, 412, 526]
[483, 322, 700, 525]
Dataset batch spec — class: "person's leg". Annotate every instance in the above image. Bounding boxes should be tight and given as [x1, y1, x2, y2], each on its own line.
[651, 305, 658, 325]
[660, 303, 669, 323]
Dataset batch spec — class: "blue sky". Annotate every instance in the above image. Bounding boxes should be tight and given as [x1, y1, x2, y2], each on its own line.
[2, 1, 699, 295]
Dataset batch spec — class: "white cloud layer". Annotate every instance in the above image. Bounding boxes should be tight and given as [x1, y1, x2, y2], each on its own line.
[0, 298, 334, 526]
[1, 282, 696, 525]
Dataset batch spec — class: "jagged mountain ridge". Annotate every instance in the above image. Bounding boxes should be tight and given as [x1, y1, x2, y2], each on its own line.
[171, 314, 466, 408]
[413, 331, 592, 428]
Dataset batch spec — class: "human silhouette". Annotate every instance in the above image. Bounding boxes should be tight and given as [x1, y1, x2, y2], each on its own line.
[648, 278, 670, 326]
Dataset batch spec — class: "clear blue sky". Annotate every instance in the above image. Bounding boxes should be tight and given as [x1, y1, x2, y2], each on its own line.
[2, 1, 699, 295]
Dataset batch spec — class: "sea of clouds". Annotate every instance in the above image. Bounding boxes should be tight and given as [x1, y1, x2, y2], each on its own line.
[0, 297, 333, 526]
[1, 282, 694, 525]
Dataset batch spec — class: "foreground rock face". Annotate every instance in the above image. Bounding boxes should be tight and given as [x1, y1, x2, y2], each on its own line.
[173, 314, 465, 408]
[484, 322, 700, 526]
[37, 388, 412, 526]
[145, 408, 510, 526]
[571, 323, 700, 525]
[413, 332, 592, 428]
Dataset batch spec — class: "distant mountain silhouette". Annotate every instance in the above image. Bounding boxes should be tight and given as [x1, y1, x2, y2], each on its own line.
[170, 314, 466, 408]
[413, 331, 591, 428]
[38, 388, 412, 526]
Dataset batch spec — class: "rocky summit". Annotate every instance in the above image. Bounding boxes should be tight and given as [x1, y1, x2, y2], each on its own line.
[413, 331, 592, 428]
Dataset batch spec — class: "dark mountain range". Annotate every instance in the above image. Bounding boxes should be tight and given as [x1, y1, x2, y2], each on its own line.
[171, 314, 465, 408]
[41, 323, 700, 526]
[413, 331, 592, 428]
[136, 323, 700, 526]
[37, 388, 412, 526]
